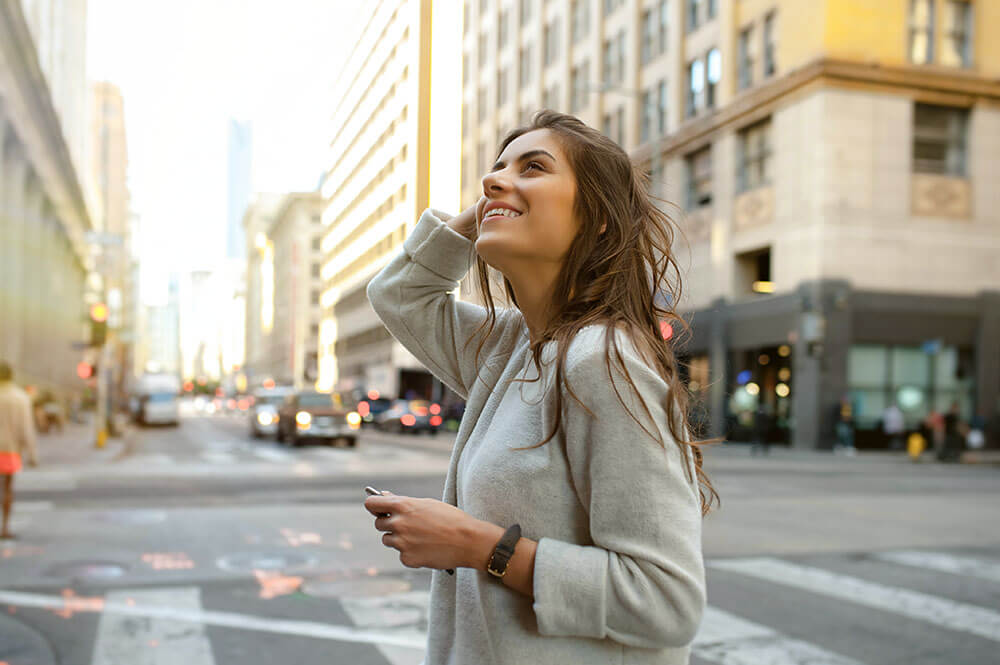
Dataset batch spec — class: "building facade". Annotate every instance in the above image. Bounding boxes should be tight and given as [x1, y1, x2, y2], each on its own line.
[0, 0, 92, 397]
[259, 192, 324, 388]
[242, 193, 288, 387]
[318, 0, 461, 401]
[461, 0, 1000, 448]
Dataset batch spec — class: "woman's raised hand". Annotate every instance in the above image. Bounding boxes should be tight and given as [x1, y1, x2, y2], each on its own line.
[446, 196, 487, 242]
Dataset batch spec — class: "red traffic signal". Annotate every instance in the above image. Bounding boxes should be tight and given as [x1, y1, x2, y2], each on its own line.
[76, 362, 94, 379]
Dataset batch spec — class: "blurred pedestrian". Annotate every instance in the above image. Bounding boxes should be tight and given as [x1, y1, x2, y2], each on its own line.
[924, 409, 945, 456]
[750, 402, 771, 456]
[938, 401, 965, 463]
[882, 402, 905, 451]
[833, 394, 857, 456]
[0, 361, 39, 539]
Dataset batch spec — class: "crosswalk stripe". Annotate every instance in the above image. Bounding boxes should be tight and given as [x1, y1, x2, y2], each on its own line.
[708, 557, 1000, 643]
[693, 606, 866, 664]
[92, 588, 216, 665]
[17, 471, 77, 491]
[251, 447, 294, 462]
[200, 452, 237, 464]
[872, 550, 1000, 585]
[0, 589, 426, 649]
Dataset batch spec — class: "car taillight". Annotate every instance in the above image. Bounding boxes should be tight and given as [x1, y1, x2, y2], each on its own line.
[413, 407, 428, 416]
[430, 403, 441, 415]
[401, 414, 416, 426]
[357, 401, 370, 417]
[430, 415, 442, 426]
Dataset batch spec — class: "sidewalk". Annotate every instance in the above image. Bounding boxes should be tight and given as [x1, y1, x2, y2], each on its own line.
[31, 413, 133, 468]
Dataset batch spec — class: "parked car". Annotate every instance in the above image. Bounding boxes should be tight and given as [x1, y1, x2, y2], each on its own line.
[375, 399, 443, 435]
[356, 397, 393, 426]
[249, 386, 295, 438]
[277, 391, 361, 447]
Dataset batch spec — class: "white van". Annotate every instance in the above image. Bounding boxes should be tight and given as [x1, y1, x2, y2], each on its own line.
[132, 373, 181, 426]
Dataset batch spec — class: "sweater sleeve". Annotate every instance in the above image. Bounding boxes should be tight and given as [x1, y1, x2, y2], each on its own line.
[366, 208, 520, 400]
[531, 331, 706, 649]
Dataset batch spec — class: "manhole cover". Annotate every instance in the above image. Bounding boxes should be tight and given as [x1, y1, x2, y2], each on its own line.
[216, 551, 316, 573]
[302, 577, 411, 598]
[93, 510, 168, 525]
[43, 560, 129, 580]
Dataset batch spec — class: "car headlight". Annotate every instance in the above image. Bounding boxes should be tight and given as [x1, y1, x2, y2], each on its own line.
[257, 412, 274, 426]
[296, 411, 311, 427]
[346, 411, 362, 428]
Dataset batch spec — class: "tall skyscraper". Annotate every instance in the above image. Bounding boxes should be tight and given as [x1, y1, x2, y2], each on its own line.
[227, 118, 253, 260]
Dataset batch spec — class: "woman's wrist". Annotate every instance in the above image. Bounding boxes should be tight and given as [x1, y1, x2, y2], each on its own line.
[460, 518, 506, 570]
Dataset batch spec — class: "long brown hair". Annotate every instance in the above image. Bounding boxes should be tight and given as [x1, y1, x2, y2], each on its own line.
[466, 110, 721, 515]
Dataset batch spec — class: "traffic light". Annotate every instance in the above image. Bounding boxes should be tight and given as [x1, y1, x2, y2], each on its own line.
[77, 362, 94, 379]
[89, 303, 108, 346]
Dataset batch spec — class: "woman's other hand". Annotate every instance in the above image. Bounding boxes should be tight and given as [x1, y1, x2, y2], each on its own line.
[445, 196, 487, 242]
[364, 491, 483, 571]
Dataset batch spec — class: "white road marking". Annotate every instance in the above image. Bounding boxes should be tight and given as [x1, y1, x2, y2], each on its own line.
[872, 550, 1000, 585]
[17, 501, 53, 512]
[340, 591, 429, 665]
[0, 589, 426, 649]
[709, 557, 1000, 642]
[16, 471, 77, 491]
[92, 588, 215, 665]
[200, 452, 237, 464]
[251, 447, 294, 462]
[693, 606, 867, 664]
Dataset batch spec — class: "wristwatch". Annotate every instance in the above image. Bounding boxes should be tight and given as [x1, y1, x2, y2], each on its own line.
[486, 523, 521, 579]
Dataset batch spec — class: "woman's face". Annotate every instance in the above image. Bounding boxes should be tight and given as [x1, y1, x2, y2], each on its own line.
[475, 129, 581, 274]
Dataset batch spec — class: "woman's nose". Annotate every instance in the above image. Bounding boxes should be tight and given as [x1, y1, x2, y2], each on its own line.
[483, 170, 510, 193]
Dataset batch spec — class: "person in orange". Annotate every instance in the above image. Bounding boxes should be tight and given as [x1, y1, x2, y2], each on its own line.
[0, 361, 38, 539]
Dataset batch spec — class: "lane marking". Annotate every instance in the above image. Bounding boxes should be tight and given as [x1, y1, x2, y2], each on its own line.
[200, 452, 237, 464]
[17, 472, 77, 492]
[251, 447, 294, 462]
[709, 557, 1000, 643]
[0, 589, 425, 649]
[92, 587, 215, 665]
[872, 550, 1000, 585]
[693, 606, 867, 665]
[340, 591, 429, 665]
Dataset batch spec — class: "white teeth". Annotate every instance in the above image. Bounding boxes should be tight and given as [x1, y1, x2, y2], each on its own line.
[485, 208, 521, 219]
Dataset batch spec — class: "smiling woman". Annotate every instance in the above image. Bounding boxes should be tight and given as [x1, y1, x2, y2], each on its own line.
[365, 109, 719, 665]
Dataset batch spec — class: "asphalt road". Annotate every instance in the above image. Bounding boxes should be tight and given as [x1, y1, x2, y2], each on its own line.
[1, 411, 998, 665]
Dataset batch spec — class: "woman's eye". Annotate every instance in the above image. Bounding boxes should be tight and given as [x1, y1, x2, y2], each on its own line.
[524, 162, 543, 172]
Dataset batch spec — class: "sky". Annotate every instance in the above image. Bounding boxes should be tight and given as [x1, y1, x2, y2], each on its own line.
[86, 0, 367, 303]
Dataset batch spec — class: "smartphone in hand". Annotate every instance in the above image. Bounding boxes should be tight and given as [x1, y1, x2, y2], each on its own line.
[364, 486, 455, 576]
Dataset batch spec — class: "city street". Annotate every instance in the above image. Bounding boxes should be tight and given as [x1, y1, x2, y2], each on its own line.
[0, 410, 997, 665]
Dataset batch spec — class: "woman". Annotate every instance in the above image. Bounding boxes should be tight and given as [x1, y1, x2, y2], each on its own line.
[0, 361, 39, 540]
[363, 111, 718, 664]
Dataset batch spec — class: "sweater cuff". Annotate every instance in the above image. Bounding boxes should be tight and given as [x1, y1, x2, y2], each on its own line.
[532, 536, 608, 638]
[402, 208, 474, 283]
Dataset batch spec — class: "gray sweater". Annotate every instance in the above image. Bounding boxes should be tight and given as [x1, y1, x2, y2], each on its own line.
[366, 209, 706, 665]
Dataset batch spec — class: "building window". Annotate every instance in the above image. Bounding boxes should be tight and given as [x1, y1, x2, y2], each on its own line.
[311, 289, 321, 305]
[913, 104, 968, 176]
[641, 89, 654, 143]
[571, 60, 589, 113]
[763, 12, 776, 77]
[604, 0, 623, 16]
[480, 0, 488, 14]
[478, 32, 488, 66]
[942, 0, 972, 67]
[738, 26, 754, 90]
[499, 9, 509, 48]
[657, 79, 668, 135]
[707, 0, 716, 20]
[461, 154, 470, 188]
[544, 19, 560, 66]
[478, 86, 487, 121]
[686, 58, 703, 117]
[571, 0, 590, 43]
[641, 10, 655, 64]
[687, 0, 701, 32]
[737, 118, 772, 193]
[312, 237, 321, 251]
[686, 146, 712, 209]
[658, 0, 670, 55]
[706, 48, 721, 109]
[497, 68, 509, 107]
[519, 47, 532, 88]
[311, 264, 321, 278]
[544, 84, 560, 110]
[602, 31, 625, 86]
[601, 106, 624, 145]
[520, 0, 532, 26]
[908, 0, 934, 64]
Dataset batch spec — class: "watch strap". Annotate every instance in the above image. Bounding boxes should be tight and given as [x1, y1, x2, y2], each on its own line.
[487, 523, 521, 579]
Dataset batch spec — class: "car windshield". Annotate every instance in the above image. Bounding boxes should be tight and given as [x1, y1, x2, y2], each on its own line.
[297, 393, 340, 408]
[147, 393, 176, 403]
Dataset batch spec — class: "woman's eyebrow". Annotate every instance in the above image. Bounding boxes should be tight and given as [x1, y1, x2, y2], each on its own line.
[490, 149, 556, 172]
